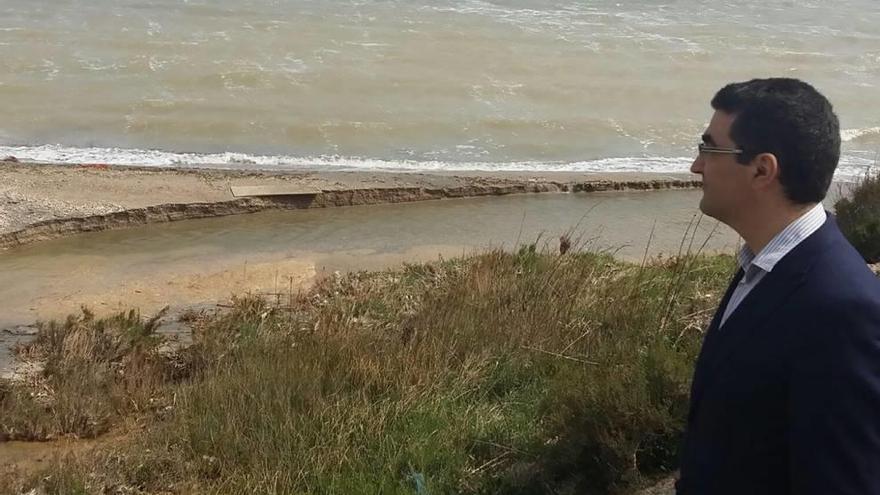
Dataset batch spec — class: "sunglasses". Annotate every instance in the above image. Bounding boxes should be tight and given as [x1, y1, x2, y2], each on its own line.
[698, 142, 743, 155]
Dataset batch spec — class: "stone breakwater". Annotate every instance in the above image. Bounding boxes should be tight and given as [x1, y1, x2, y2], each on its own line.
[0, 178, 699, 249]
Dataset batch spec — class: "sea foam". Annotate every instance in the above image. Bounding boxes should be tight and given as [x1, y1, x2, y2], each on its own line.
[0, 144, 869, 180]
[841, 127, 880, 143]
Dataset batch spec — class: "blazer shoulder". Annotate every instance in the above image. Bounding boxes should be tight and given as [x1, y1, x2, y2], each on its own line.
[784, 224, 880, 335]
[804, 238, 880, 296]
[792, 217, 878, 287]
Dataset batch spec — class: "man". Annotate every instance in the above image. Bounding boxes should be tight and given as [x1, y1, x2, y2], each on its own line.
[677, 78, 880, 494]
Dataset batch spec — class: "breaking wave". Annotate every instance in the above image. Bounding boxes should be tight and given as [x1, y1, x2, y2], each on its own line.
[841, 127, 880, 143]
[0, 143, 870, 180]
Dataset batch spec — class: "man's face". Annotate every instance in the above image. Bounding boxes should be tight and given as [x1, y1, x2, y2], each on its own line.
[690, 111, 754, 224]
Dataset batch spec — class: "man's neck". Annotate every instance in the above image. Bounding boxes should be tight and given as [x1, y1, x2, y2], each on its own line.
[736, 202, 819, 255]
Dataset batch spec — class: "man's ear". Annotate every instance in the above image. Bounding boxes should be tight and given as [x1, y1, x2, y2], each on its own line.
[750, 153, 779, 190]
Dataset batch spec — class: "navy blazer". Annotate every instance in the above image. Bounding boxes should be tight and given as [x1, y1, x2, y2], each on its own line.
[676, 215, 880, 494]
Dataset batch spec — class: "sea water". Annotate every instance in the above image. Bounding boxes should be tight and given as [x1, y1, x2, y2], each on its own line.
[0, 0, 878, 176]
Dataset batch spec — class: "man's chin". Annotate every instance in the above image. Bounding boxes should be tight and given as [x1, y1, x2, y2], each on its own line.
[697, 199, 718, 220]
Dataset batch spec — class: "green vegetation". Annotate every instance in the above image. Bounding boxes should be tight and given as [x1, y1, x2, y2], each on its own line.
[836, 168, 880, 263]
[1, 308, 176, 442]
[1, 248, 734, 495]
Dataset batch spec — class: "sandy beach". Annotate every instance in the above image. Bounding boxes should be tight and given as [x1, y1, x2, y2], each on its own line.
[0, 160, 698, 248]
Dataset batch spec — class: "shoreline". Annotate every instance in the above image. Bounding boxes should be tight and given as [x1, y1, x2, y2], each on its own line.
[0, 160, 700, 248]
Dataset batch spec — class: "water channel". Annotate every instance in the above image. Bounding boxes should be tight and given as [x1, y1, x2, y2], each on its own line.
[0, 188, 733, 325]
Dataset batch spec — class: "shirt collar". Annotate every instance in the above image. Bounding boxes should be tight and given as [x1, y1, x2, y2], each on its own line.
[736, 203, 827, 278]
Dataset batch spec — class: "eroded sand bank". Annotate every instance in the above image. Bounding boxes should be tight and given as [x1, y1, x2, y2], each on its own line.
[0, 161, 698, 248]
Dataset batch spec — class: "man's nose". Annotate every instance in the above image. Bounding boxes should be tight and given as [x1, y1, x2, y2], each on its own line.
[690, 155, 704, 174]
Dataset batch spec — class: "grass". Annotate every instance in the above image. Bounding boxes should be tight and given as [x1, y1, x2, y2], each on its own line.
[1, 247, 734, 494]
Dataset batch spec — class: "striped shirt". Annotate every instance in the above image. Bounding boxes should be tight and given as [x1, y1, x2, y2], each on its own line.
[720, 203, 827, 328]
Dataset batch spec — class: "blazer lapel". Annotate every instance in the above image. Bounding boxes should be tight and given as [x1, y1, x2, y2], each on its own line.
[701, 262, 807, 379]
[688, 215, 836, 419]
[689, 267, 743, 411]
[708, 269, 744, 338]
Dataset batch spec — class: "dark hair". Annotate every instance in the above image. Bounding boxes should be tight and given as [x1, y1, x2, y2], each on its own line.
[711, 78, 840, 204]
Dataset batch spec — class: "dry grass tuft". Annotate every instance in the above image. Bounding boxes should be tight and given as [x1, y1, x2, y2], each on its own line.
[1, 308, 180, 441]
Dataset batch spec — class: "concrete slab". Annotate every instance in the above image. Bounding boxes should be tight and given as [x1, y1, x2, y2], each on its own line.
[230, 185, 322, 197]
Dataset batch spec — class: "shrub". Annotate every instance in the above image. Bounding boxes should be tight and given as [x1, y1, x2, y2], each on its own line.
[0, 308, 174, 440]
[835, 168, 880, 263]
